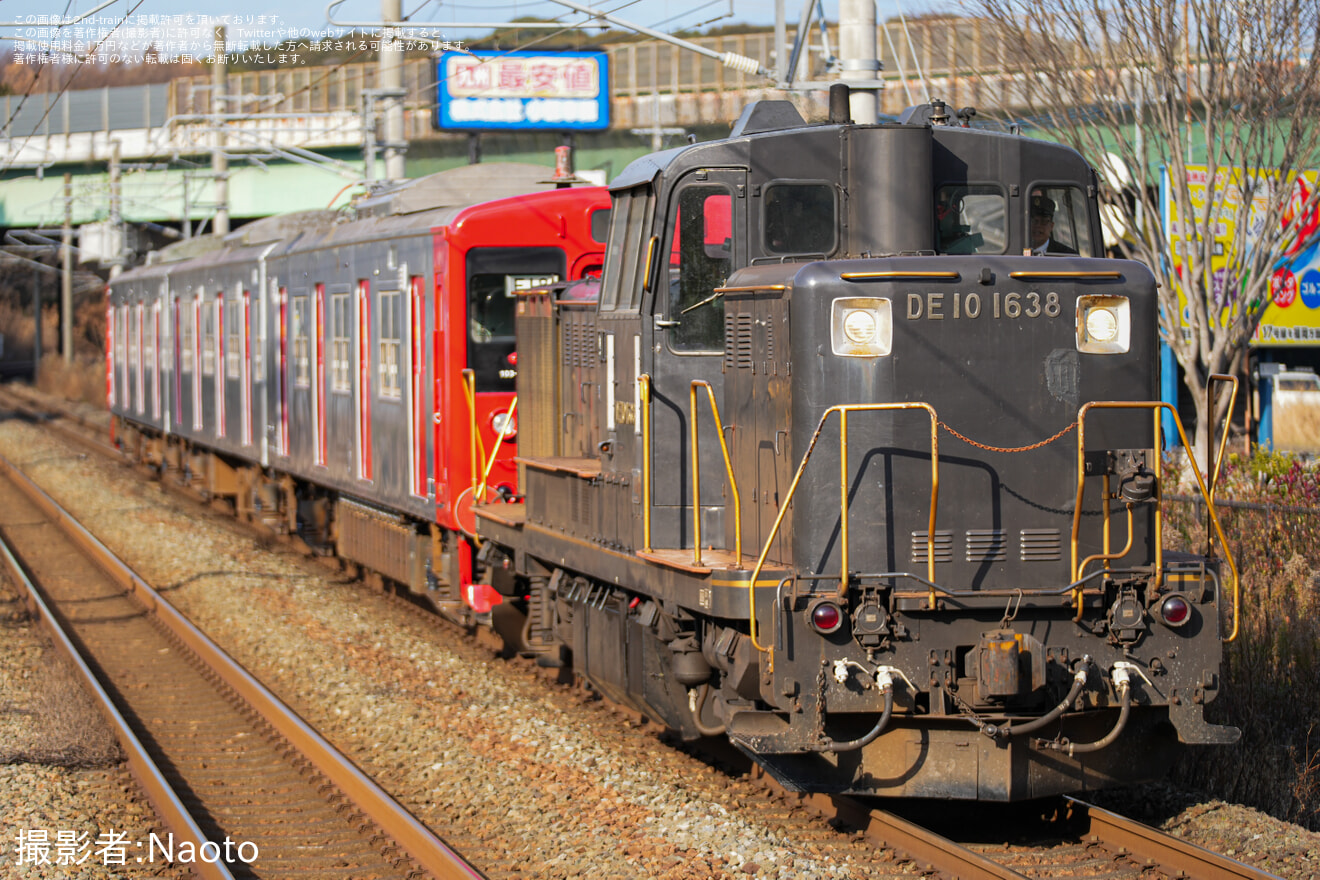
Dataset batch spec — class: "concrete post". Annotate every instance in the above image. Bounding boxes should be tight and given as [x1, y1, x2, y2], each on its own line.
[212, 25, 230, 236]
[380, 0, 407, 181]
[839, 0, 879, 123]
[61, 173, 73, 363]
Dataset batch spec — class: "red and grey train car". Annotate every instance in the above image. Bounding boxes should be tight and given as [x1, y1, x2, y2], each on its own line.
[109, 163, 610, 614]
[469, 93, 1242, 801]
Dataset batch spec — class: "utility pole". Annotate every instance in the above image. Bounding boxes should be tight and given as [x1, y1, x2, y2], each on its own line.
[31, 270, 41, 379]
[109, 140, 124, 278]
[839, 0, 879, 123]
[380, 0, 407, 181]
[212, 25, 230, 236]
[61, 173, 72, 364]
[775, 0, 787, 85]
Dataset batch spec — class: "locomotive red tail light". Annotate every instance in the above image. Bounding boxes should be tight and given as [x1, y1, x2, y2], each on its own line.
[507, 352, 518, 366]
[809, 600, 844, 635]
[1159, 594, 1191, 627]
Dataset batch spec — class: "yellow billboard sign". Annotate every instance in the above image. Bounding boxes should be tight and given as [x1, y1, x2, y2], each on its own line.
[1166, 165, 1320, 346]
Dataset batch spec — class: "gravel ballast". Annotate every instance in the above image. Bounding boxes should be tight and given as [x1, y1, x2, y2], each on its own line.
[0, 406, 1317, 879]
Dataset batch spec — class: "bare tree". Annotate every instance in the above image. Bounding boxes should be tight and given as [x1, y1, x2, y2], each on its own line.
[972, 0, 1320, 463]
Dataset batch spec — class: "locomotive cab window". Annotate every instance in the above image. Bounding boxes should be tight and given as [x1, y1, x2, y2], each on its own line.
[763, 182, 836, 256]
[599, 186, 652, 311]
[1028, 185, 1094, 256]
[936, 184, 1006, 254]
[665, 182, 735, 352]
[467, 246, 564, 392]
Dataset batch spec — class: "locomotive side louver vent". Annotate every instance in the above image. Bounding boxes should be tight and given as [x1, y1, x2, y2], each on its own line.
[563, 322, 590, 368]
[910, 530, 954, 564]
[724, 313, 755, 369]
[1020, 529, 1062, 561]
[965, 530, 1008, 562]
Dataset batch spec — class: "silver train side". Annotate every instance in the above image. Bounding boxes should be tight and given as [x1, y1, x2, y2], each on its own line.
[478, 96, 1241, 800]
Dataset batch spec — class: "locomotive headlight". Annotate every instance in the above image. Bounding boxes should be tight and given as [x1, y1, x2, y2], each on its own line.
[490, 410, 517, 441]
[843, 310, 877, 343]
[1076, 295, 1131, 354]
[831, 297, 892, 358]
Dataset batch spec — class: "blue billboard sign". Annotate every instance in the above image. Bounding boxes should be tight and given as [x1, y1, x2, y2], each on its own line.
[435, 50, 610, 132]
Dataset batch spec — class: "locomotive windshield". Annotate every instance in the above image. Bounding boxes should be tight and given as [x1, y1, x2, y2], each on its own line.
[466, 246, 565, 392]
[935, 184, 1006, 254]
[763, 182, 836, 255]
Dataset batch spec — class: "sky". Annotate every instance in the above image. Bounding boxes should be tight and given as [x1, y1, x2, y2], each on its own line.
[0, 0, 812, 56]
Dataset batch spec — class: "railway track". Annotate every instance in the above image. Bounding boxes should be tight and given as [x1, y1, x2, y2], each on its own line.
[0, 445, 482, 879]
[0, 384, 1298, 880]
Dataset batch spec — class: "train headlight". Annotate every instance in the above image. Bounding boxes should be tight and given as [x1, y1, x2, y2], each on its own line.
[490, 410, 517, 441]
[807, 598, 845, 635]
[1076, 295, 1130, 354]
[831, 297, 892, 358]
[1157, 593, 1192, 628]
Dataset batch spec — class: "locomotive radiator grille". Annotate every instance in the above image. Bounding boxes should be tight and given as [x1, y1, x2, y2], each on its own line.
[910, 530, 953, 564]
[965, 530, 1008, 562]
[1019, 528, 1063, 561]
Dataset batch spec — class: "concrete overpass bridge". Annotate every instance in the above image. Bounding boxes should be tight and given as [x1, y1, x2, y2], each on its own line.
[1, 16, 1032, 238]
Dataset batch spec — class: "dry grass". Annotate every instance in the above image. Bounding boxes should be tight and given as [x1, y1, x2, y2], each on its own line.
[1274, 402, 1320, 454]
[35, 353, 106, 408]
[1165, 451, 1320, 829]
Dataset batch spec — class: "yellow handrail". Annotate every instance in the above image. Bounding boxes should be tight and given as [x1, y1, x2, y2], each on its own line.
[640, 374, 652, 553]
[689, 380, 741, 566]
[478, 397, 517, 503]
[748, 402, 939, 656]
[1070, 401, 1240, 642]
[1207, 373, 1239, 506]
[460, 369, 491, 502]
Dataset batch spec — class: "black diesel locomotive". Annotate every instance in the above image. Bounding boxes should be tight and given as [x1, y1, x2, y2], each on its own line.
[474, 91, 1240, 800]
[108, 91, 1241, 803]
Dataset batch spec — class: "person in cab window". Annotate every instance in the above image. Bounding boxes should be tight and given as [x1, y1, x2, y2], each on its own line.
[936, 190, 983, 254]
[1029, 193, 1077, 255]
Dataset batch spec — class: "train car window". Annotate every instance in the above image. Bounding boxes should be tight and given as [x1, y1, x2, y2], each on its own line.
[292, 295, 311, 388]
[763, 183, 836, 255]
[1027, 185, 1094, 256]
[590, 208, 612, 245]
[225, 298, 241, 380]
[599, 187, 652, 311]
[201, 302, 215, 376]
[127, 304, 139, 376]
[378, 288, 402, 400]
[667, 184, 733, 352]
[180, 301, 194, 374]
[331, 292, 352, 394]
[466, 246, 565, 392]
[936, 184, 1006, 254]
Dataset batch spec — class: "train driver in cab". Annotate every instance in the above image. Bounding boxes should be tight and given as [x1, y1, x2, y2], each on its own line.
[1029, 192, 1078, 255]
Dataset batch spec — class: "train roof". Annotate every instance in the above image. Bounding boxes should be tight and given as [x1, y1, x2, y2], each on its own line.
[355, 162, 593, 217]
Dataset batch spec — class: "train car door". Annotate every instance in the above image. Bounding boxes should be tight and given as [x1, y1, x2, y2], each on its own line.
[645, 168, 746, 551]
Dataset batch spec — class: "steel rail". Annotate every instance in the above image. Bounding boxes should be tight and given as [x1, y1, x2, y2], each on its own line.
[0, 452, 487, 880]
[0, 530, 237, 880]
[807, 794, 1030, 880]
[1064, 797, 1287, 880]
